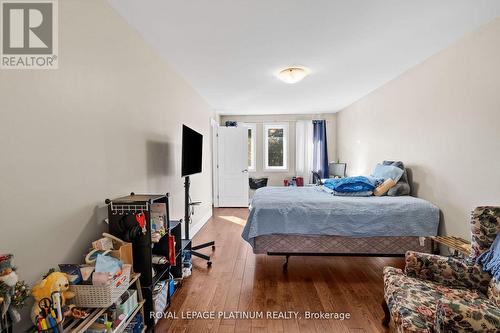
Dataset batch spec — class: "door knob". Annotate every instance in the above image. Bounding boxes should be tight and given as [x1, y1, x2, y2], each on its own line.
[242, 169, 248, 173]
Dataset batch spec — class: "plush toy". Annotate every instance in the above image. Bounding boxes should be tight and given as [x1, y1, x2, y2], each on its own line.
[30, 271, 75, 324]
[0, 254, 21, 324]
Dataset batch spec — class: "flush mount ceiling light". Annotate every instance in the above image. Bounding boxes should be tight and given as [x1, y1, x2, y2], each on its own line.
[276, 66, 310, 84]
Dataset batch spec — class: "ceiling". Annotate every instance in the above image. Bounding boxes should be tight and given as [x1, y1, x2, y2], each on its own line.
[107, 0, 500, 115]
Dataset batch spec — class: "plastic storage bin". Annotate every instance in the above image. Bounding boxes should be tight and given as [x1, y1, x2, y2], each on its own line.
[153, 283, 169, 323]
[117, 290, 138, 318]
[69, 264, 131, 308]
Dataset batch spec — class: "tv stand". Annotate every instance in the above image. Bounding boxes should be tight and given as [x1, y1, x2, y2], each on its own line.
[184, 176, 215, 266]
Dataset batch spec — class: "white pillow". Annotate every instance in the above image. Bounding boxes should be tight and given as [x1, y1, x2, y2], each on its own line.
[372, 164, 404, 183]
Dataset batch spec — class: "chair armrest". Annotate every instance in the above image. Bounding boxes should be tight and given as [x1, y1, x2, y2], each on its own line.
[435, 298, 500, 332]
[405, 251, 491, 293]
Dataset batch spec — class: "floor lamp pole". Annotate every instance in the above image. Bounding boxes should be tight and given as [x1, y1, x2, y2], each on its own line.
[184, 175, 215, 266]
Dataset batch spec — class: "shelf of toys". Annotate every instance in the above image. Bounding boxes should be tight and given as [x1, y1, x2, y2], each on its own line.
[28, 233, 146, 332]
[14, 192, 183, 332]
[53, 273, 145, 333]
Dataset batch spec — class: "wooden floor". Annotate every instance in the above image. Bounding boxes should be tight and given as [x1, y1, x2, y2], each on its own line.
[157, 208, 403, 333]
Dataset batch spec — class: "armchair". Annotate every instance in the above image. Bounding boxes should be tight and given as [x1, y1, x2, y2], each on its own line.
[405, 251, 491, 293]
[383, 206, 500, 333]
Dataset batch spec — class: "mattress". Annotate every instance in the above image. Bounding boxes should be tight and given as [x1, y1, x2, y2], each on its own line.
[253, 234, 432, 255]
[242, 186, 440, 248]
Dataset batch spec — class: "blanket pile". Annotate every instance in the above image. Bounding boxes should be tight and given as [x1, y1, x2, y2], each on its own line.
[323, 176, 381, 196]
[477, 233, 500, 282]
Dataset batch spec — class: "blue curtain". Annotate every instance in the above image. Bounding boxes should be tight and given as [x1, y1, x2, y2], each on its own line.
[313, 120, 329, 178]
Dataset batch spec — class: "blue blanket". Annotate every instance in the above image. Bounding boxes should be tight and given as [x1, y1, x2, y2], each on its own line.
[477, 233, 500, 281]
[320, 185, 372, 197]
[242, 186, 440, 247]
[323, 176, 378, 193]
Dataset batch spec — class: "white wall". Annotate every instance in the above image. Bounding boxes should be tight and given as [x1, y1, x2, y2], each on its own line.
[220, 114, 336, 186]
[0, 0, 213, 326]
[336, 17, 500, 239]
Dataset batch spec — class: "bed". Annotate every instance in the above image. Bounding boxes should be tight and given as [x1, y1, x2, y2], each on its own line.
[242, 186, 439, 268]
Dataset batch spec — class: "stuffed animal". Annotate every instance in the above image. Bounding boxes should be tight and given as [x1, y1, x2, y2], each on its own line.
[0, 254, 21, 324]
[30, 271, 75, 324]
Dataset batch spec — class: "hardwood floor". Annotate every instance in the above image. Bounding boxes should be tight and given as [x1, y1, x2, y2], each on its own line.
[157, 208, 403, 333]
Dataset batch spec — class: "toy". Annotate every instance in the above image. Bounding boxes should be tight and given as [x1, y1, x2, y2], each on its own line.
[30, 271, 75, 324]
[11, 281, 29, 308]
[65, 305, 89, 319]
[0, 254, 22, 324]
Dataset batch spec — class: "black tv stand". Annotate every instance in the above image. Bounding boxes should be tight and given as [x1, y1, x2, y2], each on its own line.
[184, 176, 215, 266]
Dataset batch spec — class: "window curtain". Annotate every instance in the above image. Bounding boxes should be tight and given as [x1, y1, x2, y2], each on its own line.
[295, 120, 314, 184]
[313, 120, 329, 179]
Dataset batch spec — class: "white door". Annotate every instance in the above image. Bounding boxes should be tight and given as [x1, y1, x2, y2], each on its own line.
[217, 126, 249, 207]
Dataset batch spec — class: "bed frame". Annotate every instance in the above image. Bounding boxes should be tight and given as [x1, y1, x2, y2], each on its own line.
[270, 252, 408, 271]
[253, 234, 433, 270]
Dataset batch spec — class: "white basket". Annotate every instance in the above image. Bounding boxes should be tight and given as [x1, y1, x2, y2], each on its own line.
[70, 264, 131, 308]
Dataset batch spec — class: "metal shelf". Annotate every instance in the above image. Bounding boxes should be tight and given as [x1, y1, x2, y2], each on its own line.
[169, 220, 181, 230]
[44, 273, 145, 333]
[150, 266, 169, 289]
[181, 239, 191, 251]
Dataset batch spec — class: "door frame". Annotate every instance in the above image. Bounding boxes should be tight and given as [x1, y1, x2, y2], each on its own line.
[211, 118, 219, 207]
[215, 125, 249, 207]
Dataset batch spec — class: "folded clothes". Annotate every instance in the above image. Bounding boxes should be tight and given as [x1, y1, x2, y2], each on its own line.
[323, 176, 377, 193]
[152, 255, 168, 265]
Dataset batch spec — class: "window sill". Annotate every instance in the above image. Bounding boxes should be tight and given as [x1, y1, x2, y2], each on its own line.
[262, 168, 289, 173]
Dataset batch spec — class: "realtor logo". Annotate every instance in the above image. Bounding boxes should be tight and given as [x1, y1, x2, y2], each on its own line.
[1, 0, 58, 69]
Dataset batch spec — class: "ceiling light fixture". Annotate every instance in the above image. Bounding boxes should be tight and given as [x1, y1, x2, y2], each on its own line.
[276, 66, 310, 84]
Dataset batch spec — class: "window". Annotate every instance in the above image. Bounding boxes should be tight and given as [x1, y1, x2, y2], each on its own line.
[263, 123, 288, 171]
[245, 123, 256, 171]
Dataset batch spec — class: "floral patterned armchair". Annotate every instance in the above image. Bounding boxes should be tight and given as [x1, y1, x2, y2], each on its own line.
[383, 206, 500, 332]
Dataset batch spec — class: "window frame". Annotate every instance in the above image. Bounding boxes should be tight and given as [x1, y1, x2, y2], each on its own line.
[244, 123, 256, 172]
[263, 123, 288, 171]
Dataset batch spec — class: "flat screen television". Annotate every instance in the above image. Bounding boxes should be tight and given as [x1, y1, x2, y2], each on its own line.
[181, 124, 203, 177]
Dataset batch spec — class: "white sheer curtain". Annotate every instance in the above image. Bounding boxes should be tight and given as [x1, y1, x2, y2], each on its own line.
[295, 120, 314, 184]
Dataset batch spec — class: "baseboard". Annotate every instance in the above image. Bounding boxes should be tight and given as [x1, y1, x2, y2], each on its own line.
[190, 209, 213, 237]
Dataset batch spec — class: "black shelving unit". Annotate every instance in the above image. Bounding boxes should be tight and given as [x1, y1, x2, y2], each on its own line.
[166, 221, 182, 279]
[106, 193, 172, 332]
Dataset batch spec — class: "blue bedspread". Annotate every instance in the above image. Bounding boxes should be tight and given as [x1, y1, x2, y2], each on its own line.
[242, 186, 439, 247]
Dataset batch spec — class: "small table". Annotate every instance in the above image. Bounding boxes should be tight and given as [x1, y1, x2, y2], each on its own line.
[431, 236, 471, 256]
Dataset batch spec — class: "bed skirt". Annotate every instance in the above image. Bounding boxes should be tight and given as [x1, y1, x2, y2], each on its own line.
[253, 234, 432, 256]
